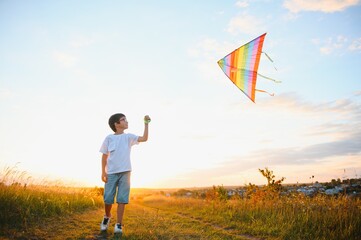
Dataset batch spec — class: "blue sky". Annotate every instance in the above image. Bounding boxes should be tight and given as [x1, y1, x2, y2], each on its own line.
[1, 0, 360, 188]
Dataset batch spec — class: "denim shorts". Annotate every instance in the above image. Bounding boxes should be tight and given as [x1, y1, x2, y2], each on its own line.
[103, 171, 131, 204]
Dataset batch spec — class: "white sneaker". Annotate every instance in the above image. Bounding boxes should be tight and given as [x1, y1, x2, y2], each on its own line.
[100, 216, 110, 231]
[114, 223, 123, 234]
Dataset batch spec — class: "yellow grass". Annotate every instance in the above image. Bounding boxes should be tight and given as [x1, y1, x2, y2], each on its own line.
[0, 166, 104, 233]
[137, 191, 361, 239]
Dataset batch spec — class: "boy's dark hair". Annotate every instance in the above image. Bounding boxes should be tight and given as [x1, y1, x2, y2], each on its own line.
[108, 113, 125, 132]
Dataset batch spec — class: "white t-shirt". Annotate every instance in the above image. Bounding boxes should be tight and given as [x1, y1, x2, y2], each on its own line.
[99, 133, 139, 174]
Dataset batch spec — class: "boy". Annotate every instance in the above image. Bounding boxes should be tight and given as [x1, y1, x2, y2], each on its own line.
[99, 113, 151, 234]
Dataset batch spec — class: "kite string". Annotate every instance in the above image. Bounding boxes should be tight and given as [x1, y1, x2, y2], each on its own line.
[262, 51, 278, 71]
[262, 51, 273, 62]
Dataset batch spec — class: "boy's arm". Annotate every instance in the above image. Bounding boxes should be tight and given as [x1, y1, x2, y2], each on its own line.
[138, 115, 150, 142]
[101, 154, 108, 183]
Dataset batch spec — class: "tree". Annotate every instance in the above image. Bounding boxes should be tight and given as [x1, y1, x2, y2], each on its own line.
[258, 167, 285, 192]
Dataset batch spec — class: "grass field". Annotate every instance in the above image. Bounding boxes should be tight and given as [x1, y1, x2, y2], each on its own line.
[0, 166, 104, 237]
[137, 193, 361, 240]
[1, 167, 360, 239]
[0, 181, 104, 230]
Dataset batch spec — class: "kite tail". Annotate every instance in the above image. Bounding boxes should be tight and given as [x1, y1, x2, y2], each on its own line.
[258, 73, 282, 83]
[262, 52, 278, 71]
[256, 89, 274, 96]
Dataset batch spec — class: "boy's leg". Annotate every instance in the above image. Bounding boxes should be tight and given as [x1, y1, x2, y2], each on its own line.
[103, 173, 119, 216]
[100, 174, 119, 231]
[101, 173, 119, 230]
[116, 171, 131, 225]
[105, 203, 112, 217]
[100, 204, 112, 231]
[117, 203, 125, 225]
[101, 203, 113, 230]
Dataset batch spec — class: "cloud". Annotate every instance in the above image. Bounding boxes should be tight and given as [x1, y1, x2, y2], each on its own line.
[312, 36, 361, 55]
[227, 13, 264, 35]
[0, 88, 13, 100]
[187, 38, 235, 81]
[187, 38, 227, 58]
[246, 132, 361, 165]
[52, 51, 78, 67]
[349, 38, 361, 52]
[320, 36, 347, 54]
[235, 0, 249, 8]
[188, 38, 246, 61]
[260, 92, 361, 115]
[69, 35, 96, 48]
[355, 90, 361, 96]
[245, 93, 360, 159]
[283, 0, 360, 13]
[168, 93, 361, 186]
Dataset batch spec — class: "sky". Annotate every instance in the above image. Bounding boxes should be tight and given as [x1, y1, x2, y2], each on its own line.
[1, 0, 360, 188]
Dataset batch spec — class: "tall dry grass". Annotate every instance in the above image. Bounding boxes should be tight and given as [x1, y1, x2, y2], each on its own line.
[0, 165, 103, 232]
[140, 190, 361, 239]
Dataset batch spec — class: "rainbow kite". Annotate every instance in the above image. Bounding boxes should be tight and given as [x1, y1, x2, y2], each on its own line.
[217, 33, 280, 103]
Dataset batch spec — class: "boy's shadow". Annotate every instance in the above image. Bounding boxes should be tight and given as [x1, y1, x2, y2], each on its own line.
[93, 231, 122, 240]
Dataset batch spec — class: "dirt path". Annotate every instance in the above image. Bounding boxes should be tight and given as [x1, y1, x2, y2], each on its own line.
[1, 202, 264, 240]
[133, 202, 264, 240]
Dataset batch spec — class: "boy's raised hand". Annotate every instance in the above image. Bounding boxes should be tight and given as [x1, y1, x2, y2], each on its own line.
[144, 115, 151, 124]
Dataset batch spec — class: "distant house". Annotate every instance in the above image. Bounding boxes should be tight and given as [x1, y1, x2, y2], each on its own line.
[325, 186, 343, 195]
